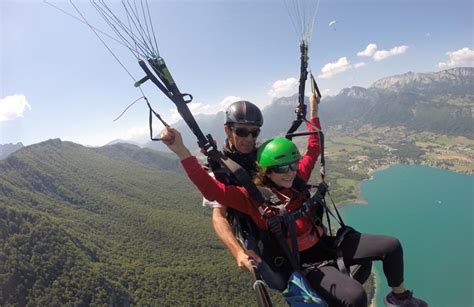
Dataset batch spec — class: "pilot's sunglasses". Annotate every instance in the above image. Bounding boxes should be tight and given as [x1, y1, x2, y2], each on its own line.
[268, 162, 298, 174]
[231, 126, 261, 138]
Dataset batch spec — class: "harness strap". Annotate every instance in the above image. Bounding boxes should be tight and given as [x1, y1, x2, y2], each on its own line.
[208, 151, 267, 206]
[325, 202, 333, 237]
[333, 226, 356, 276]
[285, 214, 301, 267]
[336, 250, 349, 276]
[319, 131, 326, 180]
[267, 215, 300, 271]
[258, 187, 302, 270]
[311, 182, 345, 228]
[328, 190, 345, 228]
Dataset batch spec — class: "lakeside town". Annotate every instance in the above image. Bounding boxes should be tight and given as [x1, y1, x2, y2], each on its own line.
[313, 124, 474, 205]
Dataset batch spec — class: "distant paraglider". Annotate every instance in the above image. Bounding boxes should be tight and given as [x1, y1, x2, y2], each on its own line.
[329, 20, 337, 30]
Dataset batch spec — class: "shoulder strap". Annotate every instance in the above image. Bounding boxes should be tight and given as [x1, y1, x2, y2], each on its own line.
[292, 176, 310, 193]
[257, 187, 301, 271]
[207, 150, 268, 208]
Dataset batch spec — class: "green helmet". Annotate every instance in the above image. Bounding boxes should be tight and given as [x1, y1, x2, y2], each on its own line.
[257, 137, 301, 168]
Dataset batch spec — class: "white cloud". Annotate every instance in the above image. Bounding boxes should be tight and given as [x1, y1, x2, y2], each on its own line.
[357, 43, 377, 57]
[267, 77, 298, 97]
[318, 57, 352, 79]
[437, 47, 474, 68]
[189, 101, 214, 113]
[115, 122, 172, 145]
[168, 109, 182, 124]
[167, 101, 215, 124]
[373, 45, 409, 61]
[124, 125, 151, 140]
[0, 94, 31, 122]
[219, 96, 242, 108]
[354, 62, 366, 68]
[322, 89, 333, 96]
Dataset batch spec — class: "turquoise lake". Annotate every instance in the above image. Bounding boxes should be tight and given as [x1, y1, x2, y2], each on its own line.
[340, 164, 473, 307]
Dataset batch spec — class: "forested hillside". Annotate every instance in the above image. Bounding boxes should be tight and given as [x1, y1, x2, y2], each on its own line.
[0, 139, 285, 305]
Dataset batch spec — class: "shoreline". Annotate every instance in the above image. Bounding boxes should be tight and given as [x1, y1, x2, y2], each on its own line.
[335, 163, 395, 208]
[366, 163, 396, 179]
[334, 162, 471, 208]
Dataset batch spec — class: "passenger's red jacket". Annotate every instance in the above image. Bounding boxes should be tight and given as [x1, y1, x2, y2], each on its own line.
[181, 118, 323, 251]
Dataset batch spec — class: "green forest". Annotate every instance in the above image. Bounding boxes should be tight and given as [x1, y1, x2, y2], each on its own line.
[0, 139, 377, 305]
[0, 140, 292, 305]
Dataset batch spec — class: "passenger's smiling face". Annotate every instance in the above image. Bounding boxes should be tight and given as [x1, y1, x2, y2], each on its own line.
[266, 162, 298, 188]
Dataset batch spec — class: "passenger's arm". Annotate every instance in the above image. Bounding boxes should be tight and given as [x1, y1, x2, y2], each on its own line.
[310, 92, 320, 119]
[212, 207, 261, 271]
[161, 127, 254, 214]
[297, 94, 322, 181]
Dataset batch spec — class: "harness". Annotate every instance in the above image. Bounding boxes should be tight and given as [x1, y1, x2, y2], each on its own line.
[257, 178, 355, 275]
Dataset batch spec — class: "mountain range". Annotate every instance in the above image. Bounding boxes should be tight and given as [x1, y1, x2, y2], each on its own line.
[2, 68, 472, 157]
[319, 67, 473, 135]
[146, 67, 473, 152]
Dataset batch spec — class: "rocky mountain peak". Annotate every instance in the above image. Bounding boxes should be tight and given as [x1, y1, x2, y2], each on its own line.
[371, 67, 474, 91]
[339, 86, 371, 99]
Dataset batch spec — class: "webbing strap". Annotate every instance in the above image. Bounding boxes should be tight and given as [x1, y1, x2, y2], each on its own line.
[337, 250, 349, 276]
[286, 41, 308, 138]
[267, 216, 299, 271]
[325, 200, 333, 237]
[327, 190, 345, 228]
[286, 214, 301, 267]
[208, 151, 267, 206]
[334, 226, 355, 277]
[312, 183, 345, 228]
[319, 131, 326, 180]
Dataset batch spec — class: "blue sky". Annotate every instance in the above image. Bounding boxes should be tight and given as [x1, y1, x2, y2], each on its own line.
[1, 0, 473, 146]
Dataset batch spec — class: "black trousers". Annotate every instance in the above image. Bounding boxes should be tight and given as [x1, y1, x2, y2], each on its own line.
[300, 232, 404, 307]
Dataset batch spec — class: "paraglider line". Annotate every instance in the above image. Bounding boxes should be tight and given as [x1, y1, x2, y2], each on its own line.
[113, 96, 145, 122]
